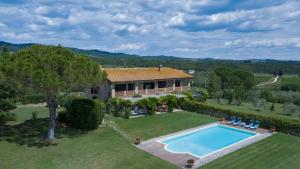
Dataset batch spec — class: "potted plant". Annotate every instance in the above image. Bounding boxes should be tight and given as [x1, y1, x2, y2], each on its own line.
[134, 137, 141, 145]
[270, 126, 276, 133]
[185, 159, 194, 168]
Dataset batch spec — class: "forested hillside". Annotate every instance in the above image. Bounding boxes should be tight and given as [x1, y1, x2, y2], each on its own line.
[1, 41, 300, 74]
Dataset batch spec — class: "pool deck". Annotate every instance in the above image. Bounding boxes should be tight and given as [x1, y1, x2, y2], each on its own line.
[136, 122, 273, 169]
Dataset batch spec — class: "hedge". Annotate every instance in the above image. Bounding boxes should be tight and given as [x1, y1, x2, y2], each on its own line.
[180, 98, 300, 137]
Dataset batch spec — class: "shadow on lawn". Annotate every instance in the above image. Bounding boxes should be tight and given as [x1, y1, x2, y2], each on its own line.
[0, 118, 87, 148]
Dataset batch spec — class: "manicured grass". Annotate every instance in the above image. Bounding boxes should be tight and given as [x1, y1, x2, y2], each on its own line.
[204, 99, 296, 120]
[0, 126, 177, 169]
[8, 105, 49, 123]
[0, 108, 216, 169]
[201, 133, 300, 169]
[114, 111, 218, 140]
[2, 105, 300, 169]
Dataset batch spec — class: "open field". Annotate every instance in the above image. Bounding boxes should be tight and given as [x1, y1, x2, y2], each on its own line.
[261, 76, 300, 91]
[1, 105, 300, 169]
[254, 75, 274, 84]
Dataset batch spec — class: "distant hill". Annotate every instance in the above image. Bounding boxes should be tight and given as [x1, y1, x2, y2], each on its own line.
[1, 41, 300, 74]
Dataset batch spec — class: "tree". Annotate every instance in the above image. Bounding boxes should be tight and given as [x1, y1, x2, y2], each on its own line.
[278, 69, 283, 76]
[207, 71, 221, 99]
[214, 68, 255, 105]
[0, 45, 105, 142]
[214, 67, 233, 92]
[194, 87, 209, 102]
[0, 78, 19, 124]
[253, 99, 267, 111]
[270, 103, 275, 111]
[282, 103, 298, 116]
[1, 46, 9, 56]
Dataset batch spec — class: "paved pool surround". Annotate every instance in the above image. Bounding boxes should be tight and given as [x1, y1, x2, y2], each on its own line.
[136, 122, 272, 168]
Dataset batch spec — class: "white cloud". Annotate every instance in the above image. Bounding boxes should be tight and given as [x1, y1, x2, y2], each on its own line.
[34, 6, 50, 14]
[0, 0, 300, 60]
[225, 38, 300, 48]
[1, 32, 33, 40]
[0, 22, 6, 28]
[115, 43, 146, 51]
[165, 12, 185, 27]
[172, 48, 199, 52]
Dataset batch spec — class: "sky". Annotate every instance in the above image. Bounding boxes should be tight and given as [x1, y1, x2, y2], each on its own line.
[0, 0, 300, 60]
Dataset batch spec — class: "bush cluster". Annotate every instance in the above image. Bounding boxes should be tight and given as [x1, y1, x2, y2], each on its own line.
[161, 95, 178, 112]
[107, 98, 132, 117]
[136, 97, 158, 115]
[181, 98, 300, 137]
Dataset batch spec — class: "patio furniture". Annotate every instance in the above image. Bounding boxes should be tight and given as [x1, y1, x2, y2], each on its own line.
[227, 116, 236, 124]
[245, 120, 254, 128]
[240, 122, 246, 127]
[233, 118, 242, 126]
[250, 121, 260, 130]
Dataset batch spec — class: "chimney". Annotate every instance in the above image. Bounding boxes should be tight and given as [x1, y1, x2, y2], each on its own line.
[159, 64, 163, 71]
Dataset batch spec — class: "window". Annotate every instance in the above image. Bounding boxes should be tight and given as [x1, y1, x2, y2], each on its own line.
[158, 81, 166, 88]
[143, 82, 154, 89]
[91, 87, 98, 94]
[128, 83, 135, 91]
[115, 84, 126, 91]
[175, 80, 181, 87]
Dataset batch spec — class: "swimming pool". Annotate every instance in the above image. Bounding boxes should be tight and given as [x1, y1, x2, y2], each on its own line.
[159, 124, 257, 158]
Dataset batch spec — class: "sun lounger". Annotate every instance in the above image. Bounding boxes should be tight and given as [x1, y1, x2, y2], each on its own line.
[227, 116, 236, 124]
[233, 118, 242, 126]
[250, 121, 260, 130]
[245, 120, 254, 128]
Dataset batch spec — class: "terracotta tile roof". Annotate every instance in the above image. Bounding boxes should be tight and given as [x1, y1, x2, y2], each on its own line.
[104, 67, 192, 83]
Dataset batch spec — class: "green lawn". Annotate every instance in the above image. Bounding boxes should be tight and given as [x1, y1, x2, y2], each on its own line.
[204, 99, 294, 120]
[0, 108, 215, 169]
[202, 133, 300, 169]
[8, 104, 49, 123]
[1, 105, 300, 169]
[114, 112, 217, 140]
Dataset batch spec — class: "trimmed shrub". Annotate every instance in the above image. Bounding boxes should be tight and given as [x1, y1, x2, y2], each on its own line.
[107, 98, 132, 117]
[181, 98, 300, 137]
[57, 110, 68, 123]
[68, 98, 101, 130]
[136, 98, 157, 115]
[195, 88, 209, 102]
[162, 95, 177, 112]
[124, 108, 130, 119]
[57, 94, 85, 112]
[93, 99, 106, 122]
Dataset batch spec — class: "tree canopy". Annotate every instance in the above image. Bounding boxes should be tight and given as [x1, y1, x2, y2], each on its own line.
[0, 45, 105, 142]
[211, 67, 255, 104]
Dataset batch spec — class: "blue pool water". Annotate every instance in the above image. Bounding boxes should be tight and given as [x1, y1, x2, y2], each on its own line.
[161, 125, 256, 157]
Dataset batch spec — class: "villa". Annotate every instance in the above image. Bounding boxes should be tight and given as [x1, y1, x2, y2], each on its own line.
[87, 66, 192, 99]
